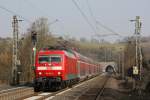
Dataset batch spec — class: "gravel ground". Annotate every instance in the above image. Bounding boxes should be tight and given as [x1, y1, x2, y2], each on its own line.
[101, 88, 150, 100]
[101, 77, 150, 100]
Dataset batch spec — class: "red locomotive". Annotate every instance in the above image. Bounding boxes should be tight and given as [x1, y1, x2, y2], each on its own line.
[34, 46, 101, 91]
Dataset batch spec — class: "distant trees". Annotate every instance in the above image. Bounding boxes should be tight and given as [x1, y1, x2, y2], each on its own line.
[91, 38, 99, 44]
[19, 17, 58, 82]
[0, 38, 12, 83]
[29, 18, 50, 48]
[80, 37, 87, 43]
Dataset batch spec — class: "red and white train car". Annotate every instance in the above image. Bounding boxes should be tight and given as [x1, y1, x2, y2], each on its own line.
[34, 47, 101, 91]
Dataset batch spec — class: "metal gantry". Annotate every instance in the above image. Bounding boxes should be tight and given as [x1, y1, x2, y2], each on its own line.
[11, 15, 22, 85]
[134, 16, 142, 80]
[130, 16, 143, 92]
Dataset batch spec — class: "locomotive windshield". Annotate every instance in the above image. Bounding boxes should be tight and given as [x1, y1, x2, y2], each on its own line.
[39, 56, 50, 63]
[39, 55, 61, 63]
[51, 56, 61, 62]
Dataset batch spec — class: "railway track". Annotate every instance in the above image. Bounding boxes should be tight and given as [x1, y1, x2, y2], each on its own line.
[22, 74, 102, 100]
[76, 73, 111, 100]
[0, 73, 111, 100]
[23, 73, 111, 100]
[95, 74, 111, 100]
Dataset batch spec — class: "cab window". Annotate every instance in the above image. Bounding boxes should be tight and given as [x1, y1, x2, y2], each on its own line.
[39, 56, 50, 63]
[51, 56, 61, 62]
[39, 55, 61, 63]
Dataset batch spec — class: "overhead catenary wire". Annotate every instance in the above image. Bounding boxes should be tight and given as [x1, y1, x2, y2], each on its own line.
[0, 0, 122, 38]
[86, 0, 99, 32]
[96, 20, 120, 36]
[71, 0, 97, 34]
[86, 0, 94, 20]
[85, 0, 122, 37]
[0, 5, 31, 23]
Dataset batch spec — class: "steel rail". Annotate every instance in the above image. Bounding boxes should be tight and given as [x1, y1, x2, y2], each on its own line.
[23, 75, 100, 100]
[95, 74, 112, 100]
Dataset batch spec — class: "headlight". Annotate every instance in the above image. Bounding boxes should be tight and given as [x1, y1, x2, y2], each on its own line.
[58, 72, 61, 75]
[39, 72, 42, 75]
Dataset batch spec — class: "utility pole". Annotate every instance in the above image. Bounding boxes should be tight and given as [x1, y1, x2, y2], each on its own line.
[118, 52, 121, 74]
[122, 49, 124, 79]
[119, 47, 124, 77]
[135, 16, 142, 80]
[104, 47, 107, 62]
[130, 16, 142, 91]
[135, 16, 142, 81]
[11, 15, 22, 85]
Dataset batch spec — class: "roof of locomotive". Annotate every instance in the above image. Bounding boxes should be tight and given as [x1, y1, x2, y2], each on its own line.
[38, 46, 99, 64]
[38, 46, 76, 59]
[38, 49, 65, 55]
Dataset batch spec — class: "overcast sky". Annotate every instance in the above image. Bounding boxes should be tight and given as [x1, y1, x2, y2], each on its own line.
[0, 0, 149, 40]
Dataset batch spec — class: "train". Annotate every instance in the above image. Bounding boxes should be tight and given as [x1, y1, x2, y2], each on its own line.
[33, 46, 101, 92]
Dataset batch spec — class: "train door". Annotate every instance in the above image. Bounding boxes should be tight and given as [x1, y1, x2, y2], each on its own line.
[77, 61, 80, 78]
[86, 64, 89, 77]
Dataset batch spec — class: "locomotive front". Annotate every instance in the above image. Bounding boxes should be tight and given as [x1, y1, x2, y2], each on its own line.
[34, 50, 64, 91]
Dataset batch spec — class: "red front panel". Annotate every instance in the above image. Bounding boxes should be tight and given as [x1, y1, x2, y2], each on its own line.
[35, 50, 65, 80]
[35, 50, 78, 81]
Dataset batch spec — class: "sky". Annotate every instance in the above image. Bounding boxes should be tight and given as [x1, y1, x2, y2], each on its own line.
[0, 0, 150, 41]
